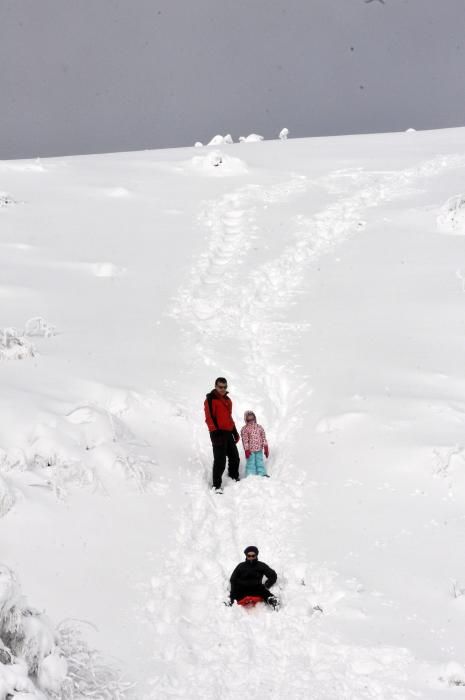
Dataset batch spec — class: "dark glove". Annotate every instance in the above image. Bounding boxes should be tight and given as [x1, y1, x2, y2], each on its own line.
[245, 450, 251, 459]
[232, 428, 240, 444]
[264, 578, 273, 589]
[210, 430, 223, 445]
[264, 445, 269, 458]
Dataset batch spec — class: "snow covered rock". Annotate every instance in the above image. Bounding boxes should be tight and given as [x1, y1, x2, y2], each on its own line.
[437, 193, 465, 234]
[194, 141, 204, 147]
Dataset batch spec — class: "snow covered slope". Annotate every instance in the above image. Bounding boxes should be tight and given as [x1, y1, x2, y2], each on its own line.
[1, 127, 465, 698]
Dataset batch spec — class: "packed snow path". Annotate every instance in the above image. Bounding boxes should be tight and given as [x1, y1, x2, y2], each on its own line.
[147, 150, 465, 699]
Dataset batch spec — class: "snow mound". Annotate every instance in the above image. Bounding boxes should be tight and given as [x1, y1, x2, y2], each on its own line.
[103, 186, 131, 198]
[190, 150, 248, 176]
[239, 133, 264, 142]
[437, 194, 465, 234]
[92, 262, 127, 278]
[2, 158, 45, 173]
[0, 328, 35, 361]
[17, 403, 158, 495]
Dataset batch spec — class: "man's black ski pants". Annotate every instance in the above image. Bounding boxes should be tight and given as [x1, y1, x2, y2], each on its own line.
[212, 432, 240, 489]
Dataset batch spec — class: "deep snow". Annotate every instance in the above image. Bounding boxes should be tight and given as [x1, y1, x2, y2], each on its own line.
[1, 127, 465, 698]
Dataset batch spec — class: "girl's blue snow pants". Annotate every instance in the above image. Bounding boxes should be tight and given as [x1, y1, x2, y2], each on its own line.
[245, 450, 267, 476]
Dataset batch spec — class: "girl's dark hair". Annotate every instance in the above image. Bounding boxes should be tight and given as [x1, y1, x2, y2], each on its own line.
[215, 377, 227, 386]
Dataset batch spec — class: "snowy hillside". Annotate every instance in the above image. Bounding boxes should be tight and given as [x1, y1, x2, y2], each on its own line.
[1, 127, 465, 698]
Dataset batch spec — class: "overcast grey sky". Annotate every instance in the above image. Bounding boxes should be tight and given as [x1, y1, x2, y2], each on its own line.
[1, 0, 465, 158]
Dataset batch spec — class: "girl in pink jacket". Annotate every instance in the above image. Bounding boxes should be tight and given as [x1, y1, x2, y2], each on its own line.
[240, 410, 269, 477]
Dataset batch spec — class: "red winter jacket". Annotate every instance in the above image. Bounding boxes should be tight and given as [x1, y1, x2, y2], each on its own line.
[204, 390, 237, 433]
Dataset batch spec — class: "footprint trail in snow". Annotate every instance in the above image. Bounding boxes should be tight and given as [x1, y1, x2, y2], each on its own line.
[147, 153, 465, 698]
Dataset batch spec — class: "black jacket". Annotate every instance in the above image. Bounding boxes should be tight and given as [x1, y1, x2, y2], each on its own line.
[230, 560, 277, 591]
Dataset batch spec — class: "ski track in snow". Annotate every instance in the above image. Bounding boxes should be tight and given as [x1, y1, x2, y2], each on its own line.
[146, 153, 465, 699]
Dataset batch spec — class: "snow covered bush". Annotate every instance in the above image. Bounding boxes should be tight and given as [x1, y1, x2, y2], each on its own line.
[0, 476, 14, 518]
[0, 192, 17, 208]
[190, 150, 248, 176]
[437, 194, 465, 235]
[0, 565, 129, 699]
[0, 564, 54, 697]
[238, 133, 264, 142]
[24, 318, 56, 338]
[439, 660, 465, 686]
[207, 134, 233, 145]
[451, 580, 465, 598]
[53, 622, 131, 699]
[0, 448, 28, 473]
[0, 328, 35, 361]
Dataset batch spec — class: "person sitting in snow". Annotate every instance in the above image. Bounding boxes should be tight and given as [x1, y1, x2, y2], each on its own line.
[204, 377, 240, 493]
[229, 546, 279, 608]
[240, 410, 269, 477]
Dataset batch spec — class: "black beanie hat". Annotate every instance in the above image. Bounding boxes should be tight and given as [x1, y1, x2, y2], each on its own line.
[244, 546, 259, 556]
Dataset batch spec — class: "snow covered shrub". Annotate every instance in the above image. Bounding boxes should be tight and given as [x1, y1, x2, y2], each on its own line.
[0, 328, 35, 360]
[439, 660, 465, 686]
[113, 454, 157, 490]
[207, 134, 233, 145]
[54, 622, 131, 699]
[24, 317, 56, 338]
[437, 194, 465, 235]
[451, 580, 465, 598]
[0, 476, 14, 518]
[0, 661, 46, 698]
[191, 150, 248, 175]
[0, 566, 129, 699]
[0, 192, 16, 208]
[0, 564, 56, 696]
[0, 447, 28, 473]
[238, 133, 264, 142]
[37, 651, 68, 694]
[0, 567, 55, 675]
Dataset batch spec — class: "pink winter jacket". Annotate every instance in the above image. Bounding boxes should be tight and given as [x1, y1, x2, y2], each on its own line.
[240, 411, 268, 453]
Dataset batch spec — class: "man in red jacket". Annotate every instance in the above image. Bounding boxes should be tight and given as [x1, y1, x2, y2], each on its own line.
[204, 377, 240, 493]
